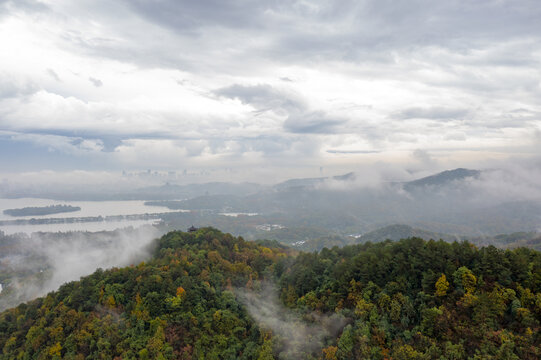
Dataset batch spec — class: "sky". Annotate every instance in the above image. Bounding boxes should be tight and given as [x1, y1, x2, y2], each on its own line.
[0, 0, 540, 186]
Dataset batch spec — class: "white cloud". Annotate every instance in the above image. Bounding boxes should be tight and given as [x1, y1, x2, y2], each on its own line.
[0, 0, 539, 181]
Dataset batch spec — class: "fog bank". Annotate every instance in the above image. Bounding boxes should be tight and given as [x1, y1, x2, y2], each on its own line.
[0, 225, 162, 310]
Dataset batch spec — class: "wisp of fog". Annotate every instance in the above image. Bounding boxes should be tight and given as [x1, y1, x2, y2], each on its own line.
[235, 284, 347, 359]
[0, 225, 161, 311]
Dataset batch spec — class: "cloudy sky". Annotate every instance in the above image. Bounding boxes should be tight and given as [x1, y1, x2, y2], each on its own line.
[1, 0, 540, 185]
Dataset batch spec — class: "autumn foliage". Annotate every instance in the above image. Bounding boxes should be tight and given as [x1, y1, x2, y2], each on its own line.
[0, 228, 540, 359]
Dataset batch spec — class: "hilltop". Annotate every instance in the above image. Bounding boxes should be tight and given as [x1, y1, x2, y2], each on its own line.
[402, 168, 481, 191]
[1, 228, 540, 359]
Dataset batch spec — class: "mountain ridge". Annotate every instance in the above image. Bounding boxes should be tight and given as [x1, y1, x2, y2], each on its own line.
[1, 228, 540, 359]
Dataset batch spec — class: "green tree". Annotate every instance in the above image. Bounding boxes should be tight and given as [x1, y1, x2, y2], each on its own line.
[453, 266, 477, 293]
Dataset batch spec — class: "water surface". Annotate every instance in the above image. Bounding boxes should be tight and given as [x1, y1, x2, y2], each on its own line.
[0, 198, 174, 234]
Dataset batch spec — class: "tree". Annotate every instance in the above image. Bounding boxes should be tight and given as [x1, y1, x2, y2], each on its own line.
[435, 274, 450, 297]
[453, 266, 476, 293]
[257, 338, 274, 360]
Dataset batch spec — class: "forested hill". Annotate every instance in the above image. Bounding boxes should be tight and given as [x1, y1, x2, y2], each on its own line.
[1, 229, 540, 359]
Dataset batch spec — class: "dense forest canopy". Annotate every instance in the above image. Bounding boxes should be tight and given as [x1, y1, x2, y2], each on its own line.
[0, 228, 540, 359]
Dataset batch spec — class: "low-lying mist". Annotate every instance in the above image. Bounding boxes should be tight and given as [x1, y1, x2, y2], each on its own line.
[2, 160, 541, 310]
[303, 162, 541, 236]
[0, 225, 162, 311]
[235, 285, 347, 359]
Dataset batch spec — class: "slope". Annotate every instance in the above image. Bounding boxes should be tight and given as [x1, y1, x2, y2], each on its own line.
[1, 229, 540, 359]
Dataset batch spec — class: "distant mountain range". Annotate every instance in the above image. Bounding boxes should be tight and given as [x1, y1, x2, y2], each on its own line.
[287, 224, 541, 252]
[272, 172, 356, 190]
[354, 224, 462, 243]
[141, 167, 541, 237]
[3, 167, 540, 238]
[136, 181, 264, 199]
[0, 167, 480, 200]
[271, 168, 481, 192]
[401, 168, 481, 191]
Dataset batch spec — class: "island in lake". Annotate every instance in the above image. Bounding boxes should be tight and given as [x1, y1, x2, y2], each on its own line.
[3, 204, 81, 217]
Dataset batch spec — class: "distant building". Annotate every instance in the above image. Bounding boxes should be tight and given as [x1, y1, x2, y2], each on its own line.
[188, 225, 198, 232]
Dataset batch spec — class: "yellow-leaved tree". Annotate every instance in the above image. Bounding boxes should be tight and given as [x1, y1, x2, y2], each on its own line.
[435, 274, 450, 297]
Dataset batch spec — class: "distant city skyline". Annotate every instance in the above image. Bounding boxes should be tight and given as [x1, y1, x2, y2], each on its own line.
[1, 0, 540, 186]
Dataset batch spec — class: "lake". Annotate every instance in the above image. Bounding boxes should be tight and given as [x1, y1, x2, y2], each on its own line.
[0, 198, 178, 234]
